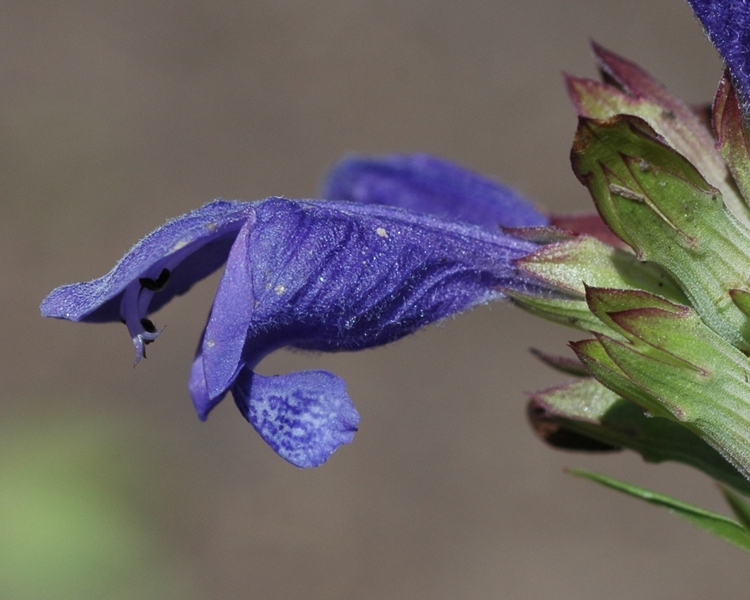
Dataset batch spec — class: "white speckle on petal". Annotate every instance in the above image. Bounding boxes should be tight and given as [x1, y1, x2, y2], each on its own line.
[376, 227, 388, 238]
[274, 284, 287, 296]
[206, 339, 216, 349]
[172, 240, 188, 252]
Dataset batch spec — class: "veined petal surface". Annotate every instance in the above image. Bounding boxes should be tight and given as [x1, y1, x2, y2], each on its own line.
[323, 154, 548, 231]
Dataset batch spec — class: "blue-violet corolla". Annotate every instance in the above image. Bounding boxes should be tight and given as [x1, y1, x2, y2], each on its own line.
[41, 157, 551, 467]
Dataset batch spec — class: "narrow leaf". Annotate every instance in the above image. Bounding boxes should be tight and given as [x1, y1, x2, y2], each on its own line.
[721, 486, 750, 531]
[569, 469, 750, 553]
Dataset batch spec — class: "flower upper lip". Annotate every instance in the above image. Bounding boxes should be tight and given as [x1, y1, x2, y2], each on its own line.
[40, 200, 254, 324]
[41, 201, 254, 364]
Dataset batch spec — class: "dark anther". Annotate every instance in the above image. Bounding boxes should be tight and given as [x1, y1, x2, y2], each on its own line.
[140, 318, 157, 333]
[139, 268, 171, 292]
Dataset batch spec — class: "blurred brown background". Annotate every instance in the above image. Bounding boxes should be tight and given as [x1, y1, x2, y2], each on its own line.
[1, 0, 743, 598]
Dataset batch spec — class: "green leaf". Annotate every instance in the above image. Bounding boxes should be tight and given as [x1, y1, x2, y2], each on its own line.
[721, 486, 750, 530]
[569, 469, 750, 553]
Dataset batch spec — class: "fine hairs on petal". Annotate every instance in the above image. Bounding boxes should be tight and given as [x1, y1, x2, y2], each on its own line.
[686, 0, 750, 114]
[323, 154, 549, 231]
[40, 200, 254, 323]
[195, 197, 551, 412]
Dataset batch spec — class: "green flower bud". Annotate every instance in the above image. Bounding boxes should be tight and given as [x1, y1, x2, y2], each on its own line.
[528, 377, 750, 494]
[572, 114, 750, 351]
[573, 287, 750, 479]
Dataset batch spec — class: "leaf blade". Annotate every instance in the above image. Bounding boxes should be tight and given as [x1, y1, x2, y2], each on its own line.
[569, 469, 750, 553]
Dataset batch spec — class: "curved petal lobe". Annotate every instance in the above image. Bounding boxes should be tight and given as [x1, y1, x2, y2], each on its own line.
[322, 154, 548, 231]
[189, 346, 230, 421]
[40, 200, 252, 323]
[233, 369, 360, 468]
[202, 219, 256, 399]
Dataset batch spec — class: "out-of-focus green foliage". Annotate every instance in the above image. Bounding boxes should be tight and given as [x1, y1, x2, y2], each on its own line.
[0, 413, 192, 600]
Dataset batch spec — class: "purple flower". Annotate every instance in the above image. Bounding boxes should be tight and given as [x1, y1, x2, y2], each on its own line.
[323, 154, 547, 231]
[686, 0, 750, 113]
[42, 164, 550, 467]
[41, 201, 253, 362]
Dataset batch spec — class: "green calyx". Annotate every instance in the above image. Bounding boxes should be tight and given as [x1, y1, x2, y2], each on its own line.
[508, 234, 686, 336]
[522, 44, 750, 548]
[572, 287, 750, 480]
[566, 44, 750, 226]
[571, 114, 750, 351]
[528, 378, 750, 495]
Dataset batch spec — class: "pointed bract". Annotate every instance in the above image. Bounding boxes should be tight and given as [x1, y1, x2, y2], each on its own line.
[572, 114, 750, 351]
[509, 234, 686, 336]
[528, 378, 750, 494]
[548, 212, 627, 248]
[566, 43, 750, 226]
[575, 287, 750, 479]
[713, 71, 750, 204]
[529, 348, 590, 376]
